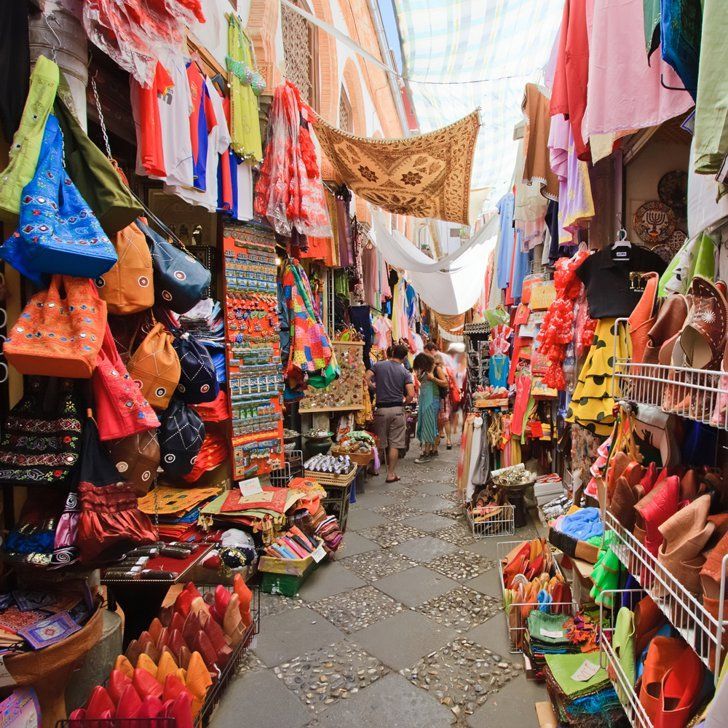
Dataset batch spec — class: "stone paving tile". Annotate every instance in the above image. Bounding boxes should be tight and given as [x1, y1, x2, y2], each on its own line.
[345, 507, 386, 532]
[371, 502, 421, 521]
[374, 565, 459, 608]
[235, 650, 265, 676]
[254, 607, 344, 667]
[310, 585, 405, 634]
[434, 523, 477, 546]
[259, 592, 304, 619]
[332, 531, 378, 559]
[357, 522, 428, 548]
[273, 640, 389, 712]
[415, 480, 457, 496]
[416, 586, 501, 633]
[426, 550, 495, 582]
[404, 494, 458, 513]
[351, 609, 458, 671]
[212, 669, 310, 728]
[311, 673, 454, 728]
[392, 535, 459, 563]
[432, 506, 466, 521]
[355, 491, 399, 510]
[339, 549, 416, 582]
[441, 491, 463, 504]
[297, 563, 367, 602]
[466, 672, 546, 728]
[403, 513, 455, 534]
[401, 637, 522, 721]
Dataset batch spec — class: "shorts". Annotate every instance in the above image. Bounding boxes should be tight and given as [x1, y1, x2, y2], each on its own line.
[372, 406, 406, 450]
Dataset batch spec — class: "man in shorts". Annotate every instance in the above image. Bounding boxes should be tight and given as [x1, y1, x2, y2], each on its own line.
[366, 343, 415, 483]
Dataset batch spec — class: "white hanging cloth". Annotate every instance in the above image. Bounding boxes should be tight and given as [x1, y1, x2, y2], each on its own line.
[370, 210, 499, 315]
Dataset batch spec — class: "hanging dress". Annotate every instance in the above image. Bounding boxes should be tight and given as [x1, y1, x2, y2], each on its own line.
[416, 377, 441, 446]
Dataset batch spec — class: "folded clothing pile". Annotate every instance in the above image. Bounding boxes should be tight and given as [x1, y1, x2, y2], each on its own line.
[524, 611, 599, 680]
[263, 526, 321, 560]
[138, 485, 220, 541]
[543, 652, 624, 727]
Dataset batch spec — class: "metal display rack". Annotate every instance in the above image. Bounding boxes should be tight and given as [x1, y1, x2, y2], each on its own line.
[604, 511, 728, 675]
[496, 540, 577, 652]
[466, 504, 515, 538]
[612, 319, 728, 430]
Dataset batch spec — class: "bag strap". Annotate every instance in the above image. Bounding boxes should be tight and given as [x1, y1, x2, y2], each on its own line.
[91, 74, 193, 256]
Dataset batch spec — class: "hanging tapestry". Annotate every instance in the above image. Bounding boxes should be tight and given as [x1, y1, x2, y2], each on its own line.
[313, 111, 480, 225]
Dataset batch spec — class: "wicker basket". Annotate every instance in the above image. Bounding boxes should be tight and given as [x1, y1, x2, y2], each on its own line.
[304, 467, 357, 487]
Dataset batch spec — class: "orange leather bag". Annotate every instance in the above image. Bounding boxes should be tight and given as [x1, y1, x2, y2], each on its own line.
[95, 220, 154, 315]
[127, 322, 181, 410]
[5, 275, 106, 378]
[628, 272, 659, 364]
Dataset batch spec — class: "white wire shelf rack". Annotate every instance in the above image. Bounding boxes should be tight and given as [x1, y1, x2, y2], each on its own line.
[497, 540, 577, 653]
[467, 504, 515, 538]
[604, 511, 728, 677]
[612, 319, 728, 429]
[599, 589, 653, 728]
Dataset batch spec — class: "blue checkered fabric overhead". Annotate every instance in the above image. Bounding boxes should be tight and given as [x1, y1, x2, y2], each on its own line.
[393, 0, 563, 206]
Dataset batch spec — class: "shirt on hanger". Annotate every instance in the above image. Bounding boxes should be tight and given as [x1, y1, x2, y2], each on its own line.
[131, 61, 174, 178]
[187, 62, 216, 191]
[157, 50, 194, 189]
[576, 245, 668, 319]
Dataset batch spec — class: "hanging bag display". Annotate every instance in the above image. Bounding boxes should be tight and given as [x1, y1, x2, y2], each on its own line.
[126, 322, 181, 411]
[0, 115, 118, 286]
[76, 417, 156, 564]
[5, 275, 107, 378]
[173, 332, 220, 404]
[0, 377, 82, 486]
[108, 429, 161, 496]
[136, 219, 210, 314]
[95, 219, 154, 314]
[159, 398, 205, 479]
[92, 324, 160, 441]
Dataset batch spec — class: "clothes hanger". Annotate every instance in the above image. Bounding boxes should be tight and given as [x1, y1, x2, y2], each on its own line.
[611, 214, 632, 261]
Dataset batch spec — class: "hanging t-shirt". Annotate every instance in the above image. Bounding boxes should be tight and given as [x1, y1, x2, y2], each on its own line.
[157, 50, 194, 189]
[167, 78, 229, 212]
[131, 61, 174, 178]
[495, 193, 515, 290]
[372, 315, 393, 351]
[186, 62, 216, 191]
[232, 153, 254, 221]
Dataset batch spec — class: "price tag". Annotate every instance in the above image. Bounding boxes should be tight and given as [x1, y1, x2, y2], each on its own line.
[540, 628, 564, 639]
[0, 654, 17, 688]
[571, 659, 600, 682]
[238, 477, 263, 497]
[312, 544, 327, 563]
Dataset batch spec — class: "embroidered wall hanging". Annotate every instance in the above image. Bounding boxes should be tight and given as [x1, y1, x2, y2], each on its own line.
[313, 111, 480, 225]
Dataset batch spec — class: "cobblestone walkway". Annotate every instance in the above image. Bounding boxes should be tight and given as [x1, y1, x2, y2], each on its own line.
[212, 446, 546, 728]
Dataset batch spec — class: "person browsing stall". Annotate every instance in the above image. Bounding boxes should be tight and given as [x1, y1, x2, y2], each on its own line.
[366, 343, 415, 483]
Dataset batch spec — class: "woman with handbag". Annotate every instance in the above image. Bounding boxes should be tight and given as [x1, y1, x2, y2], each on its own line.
[413, 352, 449, 464]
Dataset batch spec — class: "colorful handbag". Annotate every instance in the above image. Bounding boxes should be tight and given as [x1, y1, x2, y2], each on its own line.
[137, 219, 210, 314]
[76, 418, 156, 564]
[173, 333, 219, 405]
[108, 430, 160, 496]
[159, 398, 205, 479]
[5, 276, 107, 378]
[0, 115, 117, 286]
[95, 220, 154, 315]
[0, 377, 82, 486]
[92, 324, 160, 441]
[126, 322, 181, 411]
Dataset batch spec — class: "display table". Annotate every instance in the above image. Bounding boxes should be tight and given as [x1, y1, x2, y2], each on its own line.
[102, 544, 212, 646]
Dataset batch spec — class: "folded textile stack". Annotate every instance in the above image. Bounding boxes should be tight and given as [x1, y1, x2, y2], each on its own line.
[178, 299, 226, 384]
[549, 507, 604, 564]
[543, 652, 624, 727]
[501, 538, 573, 649]
[138, 485, 221, 541]
[534, 474, 565, 506]
[524, 611, 599, 679]
[181, 431, 229, 484]
[0, 587, 94, 653]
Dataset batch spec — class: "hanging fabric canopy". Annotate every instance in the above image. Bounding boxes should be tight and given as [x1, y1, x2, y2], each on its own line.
[313, 111, 480, 225]
[369, 211, 498, 315]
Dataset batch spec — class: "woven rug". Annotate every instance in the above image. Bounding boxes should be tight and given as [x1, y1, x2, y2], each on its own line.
[313, 111, 480, 224]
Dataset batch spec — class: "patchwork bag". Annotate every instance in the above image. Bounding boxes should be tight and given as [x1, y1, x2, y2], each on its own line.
[95, 220, 154, 315]
[92, 324, 160, 441]
[159, 398, 205, 479]
[0, 115, 117, 286]
[137, 219, 210, 314]
[173, 333, 219, 404]
[108, 429, 161, 496]
[126, 322, 181, 411]
[0, 377, 82, 486]
[5, 275, 107, 378]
